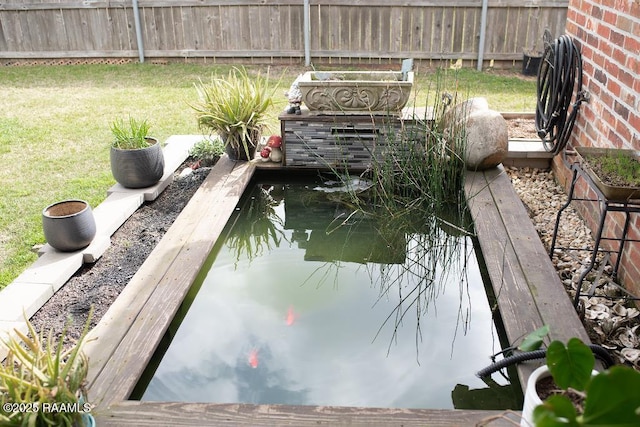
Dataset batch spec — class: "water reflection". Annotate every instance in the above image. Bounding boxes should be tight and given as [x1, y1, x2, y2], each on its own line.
[139, 178, 517, 409]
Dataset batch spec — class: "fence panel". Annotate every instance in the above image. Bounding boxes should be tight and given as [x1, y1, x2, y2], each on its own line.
[0, 0, 568, 65]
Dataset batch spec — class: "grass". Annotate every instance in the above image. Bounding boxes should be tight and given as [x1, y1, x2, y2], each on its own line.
[0, 63, 536, 289]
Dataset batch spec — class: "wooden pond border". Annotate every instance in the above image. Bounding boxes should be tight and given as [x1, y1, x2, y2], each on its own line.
[83, 159, 590, 426]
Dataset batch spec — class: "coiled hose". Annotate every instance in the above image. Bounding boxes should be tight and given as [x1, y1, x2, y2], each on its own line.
[535, 32, 587, 155]
[476, 344, 615, 378]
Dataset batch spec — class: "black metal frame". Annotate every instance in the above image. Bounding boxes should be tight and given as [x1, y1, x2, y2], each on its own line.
[550, 153, 640, 307]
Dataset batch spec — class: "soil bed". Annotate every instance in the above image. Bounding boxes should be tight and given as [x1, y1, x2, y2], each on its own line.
[30, 163, 213, 345]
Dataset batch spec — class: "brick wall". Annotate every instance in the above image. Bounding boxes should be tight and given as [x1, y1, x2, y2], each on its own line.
[552, 0, 640, 297]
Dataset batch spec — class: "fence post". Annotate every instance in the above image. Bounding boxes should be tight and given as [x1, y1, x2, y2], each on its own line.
[477, 0, 489, 71]
[304, 0, 311, 66]
[132, 0, 145, 63]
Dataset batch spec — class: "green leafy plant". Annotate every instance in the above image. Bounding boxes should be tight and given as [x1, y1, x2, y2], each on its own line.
[110, 116, 153, 149]
[190, 67, 275, 160]
[188, 137, 225, 167]
[0, 311, 94, 426]
[533, 337, 640, 426]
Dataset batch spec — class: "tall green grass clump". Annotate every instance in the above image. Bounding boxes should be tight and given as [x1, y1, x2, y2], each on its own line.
[338, 70, 472, 233]
[322, 70, 475, 350]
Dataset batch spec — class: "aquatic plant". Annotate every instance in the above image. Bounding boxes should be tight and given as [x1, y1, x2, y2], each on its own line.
[311, 70, 475, 355]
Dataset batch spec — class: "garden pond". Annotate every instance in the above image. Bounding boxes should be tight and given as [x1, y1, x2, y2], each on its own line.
[132, 172, 522, 410]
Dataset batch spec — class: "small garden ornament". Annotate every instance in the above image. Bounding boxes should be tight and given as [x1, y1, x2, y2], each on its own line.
[267, 135, 283, 162]
[284, 75, 302, 115]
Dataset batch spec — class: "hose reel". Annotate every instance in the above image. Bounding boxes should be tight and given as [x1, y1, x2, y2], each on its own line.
[535, 30, 589, 155]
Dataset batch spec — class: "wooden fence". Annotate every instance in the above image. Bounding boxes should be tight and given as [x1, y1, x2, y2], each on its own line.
[0, 0, 568, 67]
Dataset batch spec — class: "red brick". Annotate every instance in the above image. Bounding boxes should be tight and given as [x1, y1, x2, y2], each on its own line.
[575, 10, 587, 27]
[611, 47, 627, 68]
[624, 35, 639, 58]
[614, 99, 630, 120]
[627, 54, 638, 75]
[597, 22, 612, 39]
[616, 119, 633, 145]
[630, 113, 640, 136]
[609, 29, 626, 47]
[607, 78, 621, 97]
[599, 38, 613, 56]
[601, 91, 614, 111]
[602, 10, 617, 25]
[608, 127, 624, 147]
[616, 14, 634, 33]
[618, 69, 634, 88]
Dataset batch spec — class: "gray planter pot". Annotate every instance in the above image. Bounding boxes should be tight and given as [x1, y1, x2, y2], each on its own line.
[110, 137, 165, 188]
[42, 200, 96, 251]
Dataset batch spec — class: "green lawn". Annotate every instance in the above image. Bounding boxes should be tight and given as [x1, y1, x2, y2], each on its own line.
[0, 63, 536, 289]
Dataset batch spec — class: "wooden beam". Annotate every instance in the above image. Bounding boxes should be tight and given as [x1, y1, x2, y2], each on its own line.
[95, 401, 518, 426]
[86, 158, 256, 407]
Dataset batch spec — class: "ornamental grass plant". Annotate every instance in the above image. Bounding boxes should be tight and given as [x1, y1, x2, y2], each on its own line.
[110, 116, 153, 150]
[190, 67, 276, 159]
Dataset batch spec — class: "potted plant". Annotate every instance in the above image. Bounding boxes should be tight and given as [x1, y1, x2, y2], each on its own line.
[190, 67, 274, 161]
[521, 337, 640, 426]
[110, 116, 165, 188]
[576, 146, 640, 200]
[0, 313, 95, 426]
[42, 199, 96, 252]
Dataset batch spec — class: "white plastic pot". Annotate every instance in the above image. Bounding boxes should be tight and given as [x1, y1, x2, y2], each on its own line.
[520, 365, 549, 427]
[520, 365, 599, 427]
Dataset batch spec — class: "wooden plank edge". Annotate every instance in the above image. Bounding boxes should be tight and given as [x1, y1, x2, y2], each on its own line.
[483, 167, 591, 345]
[88, 159, 256, 407]
[465, 169, 545, 387]
[84, 158, 242, 392]
[95, 401, 520, 427]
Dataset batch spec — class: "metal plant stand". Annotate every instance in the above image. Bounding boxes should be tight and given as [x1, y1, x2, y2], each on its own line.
[550, 157, 640, 308]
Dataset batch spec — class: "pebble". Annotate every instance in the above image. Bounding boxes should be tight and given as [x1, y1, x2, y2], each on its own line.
[506, 166, 640, 368]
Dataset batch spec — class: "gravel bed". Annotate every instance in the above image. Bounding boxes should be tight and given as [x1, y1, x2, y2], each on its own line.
[506, 166, 640, 368]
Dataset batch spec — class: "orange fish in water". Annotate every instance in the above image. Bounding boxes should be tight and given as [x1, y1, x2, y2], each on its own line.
[248, 349, 259, 368]
[286, 305, 296, 326]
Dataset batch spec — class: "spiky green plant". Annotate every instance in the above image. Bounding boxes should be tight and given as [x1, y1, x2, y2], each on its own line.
[190, 67, 275, 160]
[0, 311, 93, 427]
[110, 116, 153, 149]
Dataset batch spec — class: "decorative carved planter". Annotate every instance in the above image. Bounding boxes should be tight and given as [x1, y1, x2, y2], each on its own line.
[297, 71, 413, 114]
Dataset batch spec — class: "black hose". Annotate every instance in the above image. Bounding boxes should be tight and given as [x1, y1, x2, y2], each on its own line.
[535, 33, 587, 155]
[476, 344, 616, 378]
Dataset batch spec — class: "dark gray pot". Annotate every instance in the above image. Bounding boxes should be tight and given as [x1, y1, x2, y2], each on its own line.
[110, 137, 165, 188]
[42, 200, 96, 251]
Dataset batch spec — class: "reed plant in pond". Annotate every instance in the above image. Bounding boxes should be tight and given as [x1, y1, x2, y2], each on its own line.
[321, 71, 475, 353]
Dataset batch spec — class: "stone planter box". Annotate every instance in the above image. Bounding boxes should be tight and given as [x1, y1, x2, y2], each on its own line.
[297, 71, 413, 114]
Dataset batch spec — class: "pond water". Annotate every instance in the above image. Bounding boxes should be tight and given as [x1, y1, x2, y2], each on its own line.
[133, 174, 521, 410]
